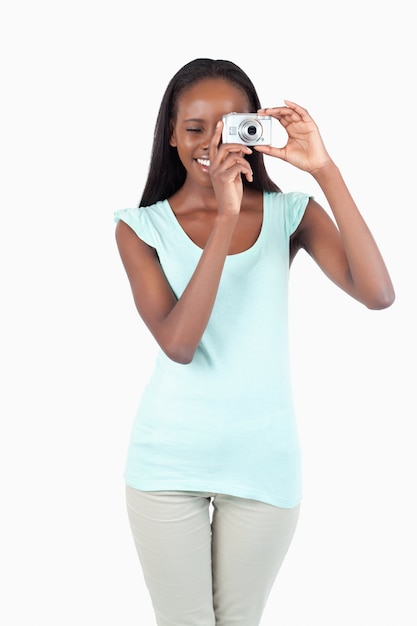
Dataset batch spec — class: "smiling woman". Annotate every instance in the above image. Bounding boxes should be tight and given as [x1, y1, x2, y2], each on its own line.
[114, 58, 394, 626]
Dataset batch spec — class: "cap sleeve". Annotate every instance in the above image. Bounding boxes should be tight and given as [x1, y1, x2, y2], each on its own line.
[114, 207, 157, 248]
[282, 191, 311, 237]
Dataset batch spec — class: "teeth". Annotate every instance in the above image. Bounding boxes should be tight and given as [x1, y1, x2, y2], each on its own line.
[197, 158, 210, 167]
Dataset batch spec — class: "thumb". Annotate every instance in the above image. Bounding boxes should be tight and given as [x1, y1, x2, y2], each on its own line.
[254, 145, 287, 161]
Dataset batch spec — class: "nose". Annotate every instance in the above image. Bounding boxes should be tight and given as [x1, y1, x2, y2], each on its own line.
[201, 124, 219, 150]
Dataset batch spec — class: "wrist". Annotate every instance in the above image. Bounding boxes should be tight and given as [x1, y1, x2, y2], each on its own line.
[214, 212, 240, 228]
[310, 159, 339, 181]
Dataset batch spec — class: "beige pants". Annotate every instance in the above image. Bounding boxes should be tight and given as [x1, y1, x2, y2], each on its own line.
[126, 487, 300, 626]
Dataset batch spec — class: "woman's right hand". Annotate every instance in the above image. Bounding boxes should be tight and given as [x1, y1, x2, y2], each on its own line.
[208, 120, 253, 216]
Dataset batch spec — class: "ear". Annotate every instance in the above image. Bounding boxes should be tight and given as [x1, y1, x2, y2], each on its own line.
[169, 121, 177, 147]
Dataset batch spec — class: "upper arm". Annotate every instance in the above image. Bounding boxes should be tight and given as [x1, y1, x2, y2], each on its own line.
[115, 219, 177, 333]
[290, 198, 354, 295]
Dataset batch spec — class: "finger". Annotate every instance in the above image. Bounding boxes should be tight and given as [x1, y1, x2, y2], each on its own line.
[257, 106, 302, 129]
[245, 166, 253, 183]
[220, 143, 253, 155]
[214, 144, 252, 168]
[209, 120, 223, 159]
[223, 152, 253, 171]
[283, 100, 313, 121]
[260, 101, 308, 116]
[218, 152, 253, 181]
[258, 106, 287, 115]
[259, 105, 301, 119]
[224, 161, 253, 183]
[258, 105, 294, 115]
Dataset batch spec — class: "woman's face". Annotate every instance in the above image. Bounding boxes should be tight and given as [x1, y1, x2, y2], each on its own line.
[170, 78, 251, 188]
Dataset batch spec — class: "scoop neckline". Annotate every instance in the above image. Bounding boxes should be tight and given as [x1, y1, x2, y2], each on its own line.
[164, 192, 267, 259]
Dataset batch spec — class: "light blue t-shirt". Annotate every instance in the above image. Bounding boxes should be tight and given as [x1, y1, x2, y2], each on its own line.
[114, 191, 309, 508]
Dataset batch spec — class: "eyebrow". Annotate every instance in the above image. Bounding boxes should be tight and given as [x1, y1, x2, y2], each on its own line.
[183, 118, 205, 123]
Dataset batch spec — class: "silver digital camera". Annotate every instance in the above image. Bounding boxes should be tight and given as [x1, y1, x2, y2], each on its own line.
[222, 112, 272, 146]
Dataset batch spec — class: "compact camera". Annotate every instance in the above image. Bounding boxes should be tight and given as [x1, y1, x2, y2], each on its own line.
[222, 112, 272, 146]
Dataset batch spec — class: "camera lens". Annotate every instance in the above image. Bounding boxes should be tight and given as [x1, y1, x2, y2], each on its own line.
[238, 118, 263, 143]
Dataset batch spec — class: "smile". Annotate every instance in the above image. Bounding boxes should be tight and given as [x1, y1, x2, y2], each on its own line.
[197, 158, 210, 167]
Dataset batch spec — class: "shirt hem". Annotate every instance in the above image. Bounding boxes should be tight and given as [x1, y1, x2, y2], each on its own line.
[124, 477, 302, 509]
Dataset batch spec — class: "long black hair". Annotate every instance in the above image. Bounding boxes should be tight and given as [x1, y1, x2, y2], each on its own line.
[139, 58, 281, 207]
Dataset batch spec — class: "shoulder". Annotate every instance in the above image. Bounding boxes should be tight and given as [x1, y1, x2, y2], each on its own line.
[265, 191, 311, 236]
[291, 198, 330, 245]
[114, 200, 167, 225]
[264, 190, 309, 208]
[115, 217, 156, 262]
[114, 201, 170, 248]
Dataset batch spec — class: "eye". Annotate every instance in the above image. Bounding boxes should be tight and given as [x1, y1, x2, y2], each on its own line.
[186, 127, 203, 133]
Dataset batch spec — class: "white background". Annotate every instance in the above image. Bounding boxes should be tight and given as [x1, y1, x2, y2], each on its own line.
[1, 1, 415, 624]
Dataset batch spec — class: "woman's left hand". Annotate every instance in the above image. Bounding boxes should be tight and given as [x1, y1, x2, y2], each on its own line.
[254, 101, 332, 174]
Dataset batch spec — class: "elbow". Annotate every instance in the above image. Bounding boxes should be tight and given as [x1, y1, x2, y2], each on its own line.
[165, 351, 195, 365]
[163, 342, 196, 365]
[365, 287, 396, 310]
[157, 328, 198, 364]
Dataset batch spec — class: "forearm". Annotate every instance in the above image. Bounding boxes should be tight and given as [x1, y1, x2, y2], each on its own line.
[159, 213, 238, 363]
[312, 162, 395, 308]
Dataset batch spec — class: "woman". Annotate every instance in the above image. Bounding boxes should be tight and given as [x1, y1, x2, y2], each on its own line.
[114, 58, 394, 626]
